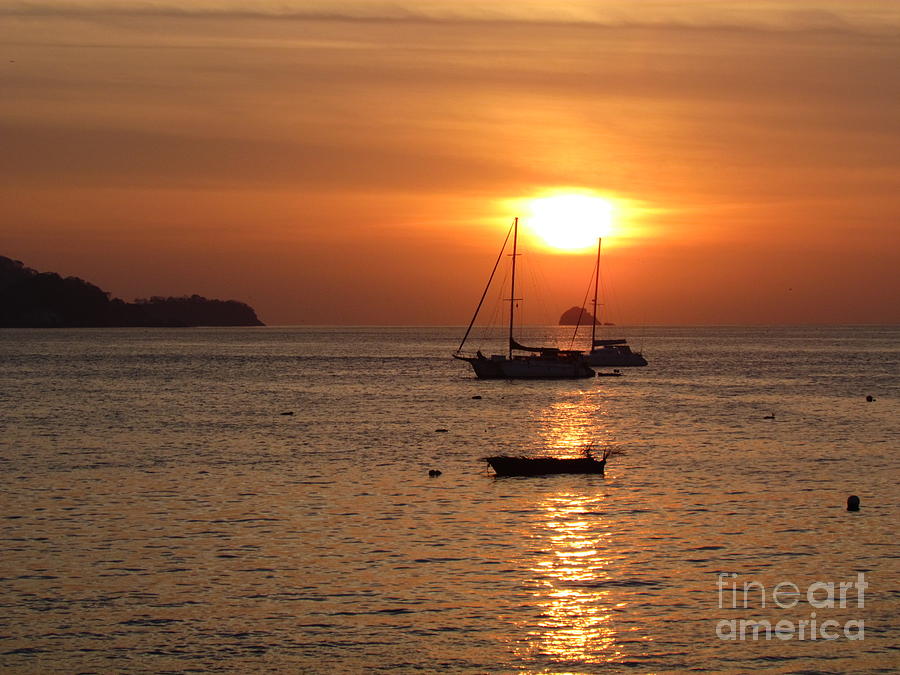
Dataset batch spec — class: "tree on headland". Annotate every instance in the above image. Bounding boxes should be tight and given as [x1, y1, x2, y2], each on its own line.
[133, 295, 263, 327]
[0, 256, 264, 327]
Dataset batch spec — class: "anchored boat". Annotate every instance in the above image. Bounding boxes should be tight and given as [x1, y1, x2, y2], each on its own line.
[453, 217, 595, 379]
[580, 237, 647, 367]
[483, 444, 621, 476]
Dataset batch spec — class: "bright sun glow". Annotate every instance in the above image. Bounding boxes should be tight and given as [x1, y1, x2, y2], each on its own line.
[525, 193, 617, 251]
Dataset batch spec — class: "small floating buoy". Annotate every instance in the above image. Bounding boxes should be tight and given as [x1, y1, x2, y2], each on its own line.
[847, 495, 860, 511]
[280, 411, 294, 416]
[763, 412, 775, 420]
[428, 469, 442, 477]
[472, 395, 482, 400]
[435, 428, 448, 433]
[866, 395, 876, 402]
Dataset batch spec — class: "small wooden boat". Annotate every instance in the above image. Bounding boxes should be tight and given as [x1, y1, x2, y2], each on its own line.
[484, 455, 605, 476]
[483, 444, 621, 476]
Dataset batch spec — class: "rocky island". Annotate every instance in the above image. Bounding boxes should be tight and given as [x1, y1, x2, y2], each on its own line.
[558, 306, 614, 326]
[0, 256, 264, 327]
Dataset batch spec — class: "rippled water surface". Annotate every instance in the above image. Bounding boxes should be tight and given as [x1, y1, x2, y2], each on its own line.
[1, 326, 898, 673]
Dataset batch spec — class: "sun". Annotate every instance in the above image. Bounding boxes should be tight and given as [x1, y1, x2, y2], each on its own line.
[524, 192, 617, 251]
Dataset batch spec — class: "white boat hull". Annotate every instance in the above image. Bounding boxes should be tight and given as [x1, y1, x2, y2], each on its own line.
[586, 346, 647, 367]
[456, 354, 595, 379]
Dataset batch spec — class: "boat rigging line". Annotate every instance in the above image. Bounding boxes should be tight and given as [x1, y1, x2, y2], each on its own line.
[455, 219, 514, 354]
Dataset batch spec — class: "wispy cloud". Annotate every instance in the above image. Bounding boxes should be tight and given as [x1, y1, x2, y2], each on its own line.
[2, 0, 899, 35]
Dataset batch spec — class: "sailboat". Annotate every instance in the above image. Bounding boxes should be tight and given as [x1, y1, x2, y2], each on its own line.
[453, 218, 595, 379]
[579, 238, 648, 368]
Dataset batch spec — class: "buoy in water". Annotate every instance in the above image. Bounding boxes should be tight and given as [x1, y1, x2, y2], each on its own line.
[428, 469, 442, 477]
[847, 495, 860, 511]
[866, 395, 876, 402]
[763, 412, 775, 420]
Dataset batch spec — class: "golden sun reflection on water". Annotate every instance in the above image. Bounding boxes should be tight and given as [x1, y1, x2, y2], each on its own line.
[514, 394, 632, 665]
[536, 392, 617, 457]
[519, 492, 625, 665]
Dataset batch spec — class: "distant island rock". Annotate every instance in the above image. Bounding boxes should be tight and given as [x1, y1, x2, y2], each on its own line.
[558, 306, 614, 326]
[0, 255, 264, 327]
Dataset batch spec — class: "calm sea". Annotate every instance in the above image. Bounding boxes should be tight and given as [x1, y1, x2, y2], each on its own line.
[1, 326, 897, 673]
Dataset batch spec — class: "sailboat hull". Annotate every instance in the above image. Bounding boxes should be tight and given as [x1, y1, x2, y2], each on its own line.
[455, 355, 595, 379]
[586, 347, 648, 367]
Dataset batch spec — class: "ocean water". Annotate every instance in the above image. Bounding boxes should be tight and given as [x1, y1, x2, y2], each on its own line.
[0, 325, 897, 674]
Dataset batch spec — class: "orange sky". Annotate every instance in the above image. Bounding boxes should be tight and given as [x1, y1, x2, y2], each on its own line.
[2, 1, 899, 325]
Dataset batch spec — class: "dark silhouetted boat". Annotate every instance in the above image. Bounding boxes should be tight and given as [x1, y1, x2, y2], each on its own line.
[587, 338, 647, 367]
[484, 455, 606, 476]
[483, 444, 621, 476]
[453, 217, 595, 379]
[577, 238, 648, 367]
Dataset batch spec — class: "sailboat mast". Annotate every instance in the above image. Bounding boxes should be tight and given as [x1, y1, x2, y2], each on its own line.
[508, 217, 519, 359]
[592, 237, 602, 346]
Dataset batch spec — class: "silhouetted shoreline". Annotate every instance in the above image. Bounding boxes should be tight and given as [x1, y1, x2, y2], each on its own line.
[0, 256, 264, 327]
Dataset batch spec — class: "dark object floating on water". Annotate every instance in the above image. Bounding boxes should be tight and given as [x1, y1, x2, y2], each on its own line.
[485, 455, 604, 476]
[866, 395, 876, 402]
[452, 218, 596, 379]
[763, 412, 775, 419]
[597, 369, 622, 377]
[428, 469, 442, 477]
[472, 395, 482, 399]
[435, 428, 448, 433]
[587, 339, 647, 368]
[563, 237, 647, 368]
[847, 495, 860, 511]
[280, 411, 294, 416]
[484, 444, 624, 477]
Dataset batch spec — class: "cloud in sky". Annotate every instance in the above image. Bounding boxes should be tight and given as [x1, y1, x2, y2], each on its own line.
[3, 0, 900, 35]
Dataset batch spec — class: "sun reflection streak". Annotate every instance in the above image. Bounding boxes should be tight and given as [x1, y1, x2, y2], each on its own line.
[506, 390, 634, 665]
[536, 393, 618, 457]
[517, 492, 625, 665]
